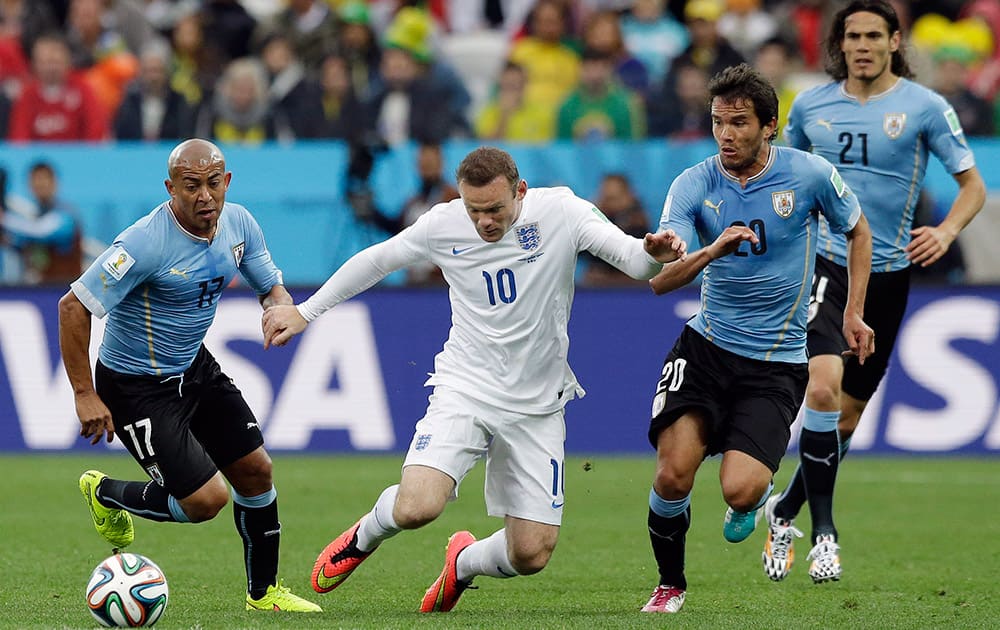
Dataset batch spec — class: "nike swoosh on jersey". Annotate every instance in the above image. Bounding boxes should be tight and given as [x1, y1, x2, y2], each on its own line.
[551, 500, 564, 509]
[452, 246, 474, 255]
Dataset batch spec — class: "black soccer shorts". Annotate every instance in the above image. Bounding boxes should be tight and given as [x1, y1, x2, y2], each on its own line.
[647, 327, 808, 473]
[95, 345, 264, 499]
[807, 255, 911, 401]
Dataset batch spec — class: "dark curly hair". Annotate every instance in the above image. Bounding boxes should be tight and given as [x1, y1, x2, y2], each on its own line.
[824, 0, 913, 81]
[708, 63, 779, 141]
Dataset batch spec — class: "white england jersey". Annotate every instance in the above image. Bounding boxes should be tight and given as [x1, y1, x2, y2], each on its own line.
[299, 186, 662, 414]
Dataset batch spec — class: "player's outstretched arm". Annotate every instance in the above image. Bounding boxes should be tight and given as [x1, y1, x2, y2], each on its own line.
[643, 229, 688, 263]
[58, 291, 115, 444]
[649, 225, 756, 295]
[262, 304, 308, 349]
[907, 166, 985, 267]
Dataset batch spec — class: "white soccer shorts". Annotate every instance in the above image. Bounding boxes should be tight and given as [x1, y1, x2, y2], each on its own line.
[402, 387, 567, 525]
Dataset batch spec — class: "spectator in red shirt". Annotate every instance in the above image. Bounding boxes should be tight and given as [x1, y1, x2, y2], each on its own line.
[8, 32, 108, 141]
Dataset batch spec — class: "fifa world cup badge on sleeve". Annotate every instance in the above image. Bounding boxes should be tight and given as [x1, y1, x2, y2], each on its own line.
[102, 246, 136, 281]
[944, 108, 963, 136]
[829, 167, 846, 198]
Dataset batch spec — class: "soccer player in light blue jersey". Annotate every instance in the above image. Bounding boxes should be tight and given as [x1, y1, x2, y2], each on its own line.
[639, 63, 875, 614]
[58, 139, 321, 613]
[763, 0, 986, 585]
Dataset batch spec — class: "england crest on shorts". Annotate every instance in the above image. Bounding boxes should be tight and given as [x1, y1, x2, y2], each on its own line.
[771, 190, 795, 218]
[883, 113, 906, 139]
[516, 222, 541, 251]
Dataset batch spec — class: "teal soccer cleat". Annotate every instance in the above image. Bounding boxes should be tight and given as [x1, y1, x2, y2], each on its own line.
[723, 504, 763, 543]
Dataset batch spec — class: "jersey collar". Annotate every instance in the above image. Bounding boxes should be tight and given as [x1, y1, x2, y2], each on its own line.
[714, 145, 776, 185]
[166, 201, 219, 244]
[839, 76, 902, 103]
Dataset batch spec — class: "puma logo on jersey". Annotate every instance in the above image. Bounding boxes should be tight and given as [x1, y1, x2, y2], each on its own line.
[815, 119, 834, 131]
[802, 451, 838, 467]
[169, 268, 189, 280]
[703, 199, 724, 215]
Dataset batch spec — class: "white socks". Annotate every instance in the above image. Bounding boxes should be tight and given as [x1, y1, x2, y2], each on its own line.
[354, 487, 521, 585]
[455, 528, 519, 582]
[355, 484, 401, 552]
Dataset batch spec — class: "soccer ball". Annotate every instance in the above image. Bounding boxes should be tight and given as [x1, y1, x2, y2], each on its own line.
[86, 553, 169, 627]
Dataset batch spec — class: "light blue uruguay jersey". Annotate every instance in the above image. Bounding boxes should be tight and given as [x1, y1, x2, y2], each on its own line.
[785, 78, 975, 272]
[660, 146, 861, 363]
[71, 201, 283, 376]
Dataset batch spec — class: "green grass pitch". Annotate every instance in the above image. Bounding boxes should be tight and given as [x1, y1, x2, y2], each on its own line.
[1, 453, 996, 629]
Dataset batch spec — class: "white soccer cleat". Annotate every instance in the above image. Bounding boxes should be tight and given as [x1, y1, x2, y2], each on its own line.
[641, 585, 686, 613]
[807, 534, 842, 583]
[762, 495, 803, 581]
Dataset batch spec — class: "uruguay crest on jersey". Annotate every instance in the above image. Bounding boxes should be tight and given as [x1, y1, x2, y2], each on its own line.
[232, 241, 245, 266]
[516, 222, 541, 251]
[145, 463, 164, 486]
[771, 190, 795, 218]
[883, 112, 906, 139]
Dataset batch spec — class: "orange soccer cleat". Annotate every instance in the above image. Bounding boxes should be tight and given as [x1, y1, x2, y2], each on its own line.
[420, 530, 476, 613]
[310, 518, 374, 593]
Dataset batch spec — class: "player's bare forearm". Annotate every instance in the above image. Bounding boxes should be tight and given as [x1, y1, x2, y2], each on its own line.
[907, 167, 985, 267]
[843, 213, 871, 320]
[649, 249, 711, 294]
[58, 291, 115, 443]
[58, 291, 96, 396]
[942, 167, 986, 236]
[650, 226, 755, 295]
[259, 284, 293, 310]
[842, 214, 874, 365]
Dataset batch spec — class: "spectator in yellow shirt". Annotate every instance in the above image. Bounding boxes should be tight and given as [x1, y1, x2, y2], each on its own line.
[475, 61, 555, 143]
[507, 0, 580, 109]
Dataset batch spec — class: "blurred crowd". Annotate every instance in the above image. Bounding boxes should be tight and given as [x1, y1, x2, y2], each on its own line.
[0, 0, 998, 146]
[0, 0, 997, 286]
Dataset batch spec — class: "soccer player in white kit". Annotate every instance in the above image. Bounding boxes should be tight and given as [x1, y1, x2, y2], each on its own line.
[262, 146, 688, 612]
